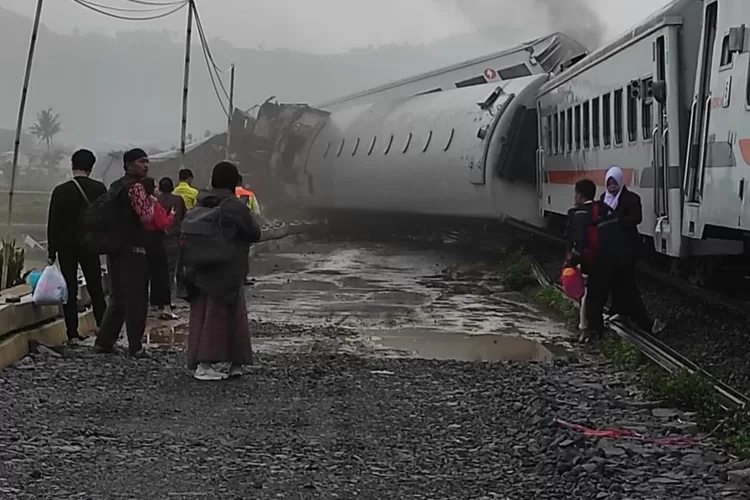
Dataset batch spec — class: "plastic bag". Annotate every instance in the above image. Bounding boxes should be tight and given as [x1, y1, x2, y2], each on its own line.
[31, 264, 68, 306]
[561, 266, 585, 300]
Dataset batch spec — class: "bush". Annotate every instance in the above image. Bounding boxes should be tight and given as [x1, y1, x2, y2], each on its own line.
[0, 238, 27, 289]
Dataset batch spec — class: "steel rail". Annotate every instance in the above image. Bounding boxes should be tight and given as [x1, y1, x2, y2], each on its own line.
[529, 256, 749, 411]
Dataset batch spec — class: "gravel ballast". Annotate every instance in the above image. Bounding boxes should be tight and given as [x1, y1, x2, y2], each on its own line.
[1, 343, 748, 499]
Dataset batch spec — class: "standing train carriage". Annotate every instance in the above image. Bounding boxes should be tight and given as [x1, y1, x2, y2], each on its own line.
[536, 0, 750, 286]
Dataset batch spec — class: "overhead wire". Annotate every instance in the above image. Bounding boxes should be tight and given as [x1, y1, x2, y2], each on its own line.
[71, 0, 187, 20]
[191, 1, 232, 116]
[125, 0, 187, 5]
[75, 0, 182, 13]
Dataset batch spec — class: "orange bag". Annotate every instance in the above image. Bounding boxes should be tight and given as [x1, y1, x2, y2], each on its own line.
[561, 266, 585, 300]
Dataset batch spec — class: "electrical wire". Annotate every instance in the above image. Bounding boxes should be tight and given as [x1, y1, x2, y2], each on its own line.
[75, 0, 182, 13]
[191, 1, 232, 114]
[125, 0, 187, 5]
[192, 4, 229, 74]
[71, 0, 187, 20]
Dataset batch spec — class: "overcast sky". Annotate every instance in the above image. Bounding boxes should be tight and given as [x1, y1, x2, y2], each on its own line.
[2, 0, 670, 54]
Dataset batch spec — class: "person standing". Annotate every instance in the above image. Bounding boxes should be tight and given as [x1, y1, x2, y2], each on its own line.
[94, 148, 154, 357]
[46, 149, 107, 343]
[157, 177, 186, 306]
[182, 162, 261, 381]
[600, 166, 664, 334]
[141, 177, 177, 319]
[173, 168, 198, 210]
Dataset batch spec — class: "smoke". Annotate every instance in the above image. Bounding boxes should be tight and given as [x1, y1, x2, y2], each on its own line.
[436, 0, 605, 50]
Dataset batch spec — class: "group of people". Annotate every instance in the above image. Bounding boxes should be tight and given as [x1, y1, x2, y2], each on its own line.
[566, 166, 665, 343]
[47, 148, 262, 380]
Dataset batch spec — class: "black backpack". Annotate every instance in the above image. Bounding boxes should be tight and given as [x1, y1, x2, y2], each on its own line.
[585, 201, 626, 264]
[179, 199, 234, 267]
[80, 184, 132, 255]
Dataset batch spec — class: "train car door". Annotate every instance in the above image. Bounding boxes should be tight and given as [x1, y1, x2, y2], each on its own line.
[651, 27, 685, 258]
[683, 0, 719, 239]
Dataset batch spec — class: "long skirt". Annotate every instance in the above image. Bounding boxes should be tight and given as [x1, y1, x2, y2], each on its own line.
[186, 293, 253, 370]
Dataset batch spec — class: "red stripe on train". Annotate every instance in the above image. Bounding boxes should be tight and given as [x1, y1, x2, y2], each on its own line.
[547, 168, 635, 186]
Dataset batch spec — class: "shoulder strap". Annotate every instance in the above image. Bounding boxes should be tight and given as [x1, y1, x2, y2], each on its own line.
[71, 179, 90, 205]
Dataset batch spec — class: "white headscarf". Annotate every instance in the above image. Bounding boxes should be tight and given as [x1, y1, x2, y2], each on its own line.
[603, 166, 625, 210]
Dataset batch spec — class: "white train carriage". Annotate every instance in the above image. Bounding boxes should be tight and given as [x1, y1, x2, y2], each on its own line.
[317, 33, 586, 112]
[301, 75, 548, 227]
[536, 0, 750, 280]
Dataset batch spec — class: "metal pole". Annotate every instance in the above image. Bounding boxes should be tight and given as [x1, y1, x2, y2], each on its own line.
[179, 0, 194, 170]
[2, 0, 44, 290]
[225, 63, 235, 160]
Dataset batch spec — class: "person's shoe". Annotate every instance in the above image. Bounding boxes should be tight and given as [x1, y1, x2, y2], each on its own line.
[66, 335, 83, 346]
[92, 344, 114, 354]
[194, 365, 227, 381]
[130, 348, 150, 359]
[652, 318, 666, 335]
[578, 330, 591, 344]
[159, 310, 179, 320]
[228, 364, 243, 378]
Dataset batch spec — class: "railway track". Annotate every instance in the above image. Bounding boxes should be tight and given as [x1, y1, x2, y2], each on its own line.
[528, 256, 749, 412]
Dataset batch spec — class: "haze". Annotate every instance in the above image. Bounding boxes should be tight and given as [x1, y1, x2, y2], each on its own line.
[0, 0, 670, 149]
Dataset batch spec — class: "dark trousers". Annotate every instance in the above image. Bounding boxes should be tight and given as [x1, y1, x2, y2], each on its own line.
[96, 249, 149, 354]
[58, 248, 106, 339]
[584, 261, 652, 333]
[165, 235, 180, 305]
[146, 232, 171, 307]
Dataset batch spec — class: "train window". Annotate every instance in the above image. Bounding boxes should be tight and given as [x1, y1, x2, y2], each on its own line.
[552, 113, 558, 154]
[720, 34, 734, 67]
[565, 109, 572, 151]
[384, 134, 394, 154]
[582, 101, 590, 149]
[423, 130, 433, 152]
[592, 97, 600, 148]
[336, 139, 345, 157]
[626, 83, 638, 142]
[415, 88, 442, 96]
[445, 128, 454, 151]
[603, 93, 612, 146]
[351, 137, 360, 156]
[497, 63, 532, 80]
[574, 105, 581, 150]
[546, 116, 553, 154]
[558, 112, 564, 153]
[614, 89, 623, 145]
[642, 77, 653, 140]
[402, 132, 412, 153]
[455, 76, 486, 88]
[323, 141, 331, 158]
[368, 136, 377, 155]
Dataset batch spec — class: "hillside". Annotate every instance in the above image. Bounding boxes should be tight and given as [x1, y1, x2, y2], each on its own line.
[0, 6, 513, 146]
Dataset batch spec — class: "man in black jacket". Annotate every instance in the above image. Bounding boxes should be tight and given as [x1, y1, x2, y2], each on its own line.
[47, 149, 108, 342]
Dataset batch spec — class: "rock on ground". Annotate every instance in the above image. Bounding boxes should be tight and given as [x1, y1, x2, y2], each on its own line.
[0, 342, 747, 499]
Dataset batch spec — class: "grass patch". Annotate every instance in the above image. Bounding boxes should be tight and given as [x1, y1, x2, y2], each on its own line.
[501, 251, 537, 292]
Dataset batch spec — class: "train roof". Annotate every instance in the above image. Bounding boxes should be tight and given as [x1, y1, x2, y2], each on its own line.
[539, 0, 695, 95]
[317, 32, 586, 109]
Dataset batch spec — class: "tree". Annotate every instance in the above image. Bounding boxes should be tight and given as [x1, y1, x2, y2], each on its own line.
[29, 108, 62, 152]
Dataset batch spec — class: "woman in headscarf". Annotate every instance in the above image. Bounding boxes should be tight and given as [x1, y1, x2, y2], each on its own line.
[600, 166, 664, 334]
[182, 161, 261, 381]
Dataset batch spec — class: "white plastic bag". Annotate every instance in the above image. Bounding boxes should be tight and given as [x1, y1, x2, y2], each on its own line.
[31, 264, 68, 306]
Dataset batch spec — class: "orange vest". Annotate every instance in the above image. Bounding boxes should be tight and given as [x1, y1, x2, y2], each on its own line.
[235, 187, 255, 199]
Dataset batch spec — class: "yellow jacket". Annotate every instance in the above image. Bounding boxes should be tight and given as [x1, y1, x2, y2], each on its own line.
[173, 181, 198, 210]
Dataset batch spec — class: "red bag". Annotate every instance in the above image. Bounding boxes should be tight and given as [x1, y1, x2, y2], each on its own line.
[561, 266, 585, 300]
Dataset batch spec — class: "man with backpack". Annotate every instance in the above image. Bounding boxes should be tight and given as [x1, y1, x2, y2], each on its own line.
[47, 149, 108, 343]
[89, 148, 154, 357]
[566, 178, 626, 342]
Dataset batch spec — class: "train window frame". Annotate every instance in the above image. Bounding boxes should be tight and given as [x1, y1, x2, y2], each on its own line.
[641, 77, 654, 141]
[745, 54, 750, 110]
[423, 130, 433, 152]
[367, 136, 377, 155]
[582, 100, 591, 149]
[565, 108, 573, 152]
[558, 111, 565, 153]
[719, 33, 735, 70]
[614, 88, 624, 147]
[552, 113, 559, 154]
[545, 115, 553, 155]
[336, 139, 346, 157]
[591, 97, 600, 148]
[626, 82, 638, 143]
[574, 104, 581, 150]
[402, 132, 412, 153]
[602, 93, 612, 147]
[323, 140, 331, 158]
[384, 134, 394, 154]
[351, 137, 360, 156]
[444, 128, 454, 151]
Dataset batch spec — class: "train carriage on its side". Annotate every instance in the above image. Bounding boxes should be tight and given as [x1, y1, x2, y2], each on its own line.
[536, 0, 750, 283]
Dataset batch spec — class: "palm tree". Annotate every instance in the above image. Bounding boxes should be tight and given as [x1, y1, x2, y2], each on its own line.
[29, 108, 62, 152]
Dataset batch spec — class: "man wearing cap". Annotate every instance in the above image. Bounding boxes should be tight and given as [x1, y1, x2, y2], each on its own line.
[94, 148, 154, 358]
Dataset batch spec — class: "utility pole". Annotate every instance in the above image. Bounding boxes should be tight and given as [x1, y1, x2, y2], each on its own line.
[225, 63, 235, 160]
[179, 0, 194, 170]
[2, 0, 44, 290]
